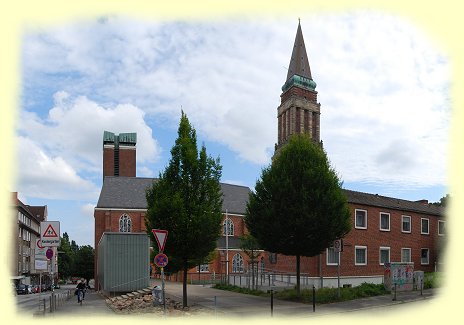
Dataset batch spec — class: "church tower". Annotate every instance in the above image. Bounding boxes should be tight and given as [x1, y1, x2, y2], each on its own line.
[103, 131, 137, 178]
[276, 21, 321, 152]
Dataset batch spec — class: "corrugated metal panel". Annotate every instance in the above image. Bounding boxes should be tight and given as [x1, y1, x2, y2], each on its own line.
[97, 232, 150, 293]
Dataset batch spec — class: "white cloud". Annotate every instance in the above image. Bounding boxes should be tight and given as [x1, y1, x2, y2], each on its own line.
[21, 12, 449, 190]
[16, 93, 161, 199]
[16, 136, 100, 200]
[18, 92, 160, 174]
[80, 203, 95, 218]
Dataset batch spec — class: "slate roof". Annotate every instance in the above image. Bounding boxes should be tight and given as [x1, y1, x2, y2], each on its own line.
[96, 176, 444, 218]
[343, 189, 444, 217]
[96, 176, 251, 215]
[286, 21, 312, 81]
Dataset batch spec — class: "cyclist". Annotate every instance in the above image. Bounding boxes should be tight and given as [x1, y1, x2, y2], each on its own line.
[76, 279, 86, 303]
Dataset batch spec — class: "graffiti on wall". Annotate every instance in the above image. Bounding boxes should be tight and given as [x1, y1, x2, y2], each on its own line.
[384, 262, 414, 292]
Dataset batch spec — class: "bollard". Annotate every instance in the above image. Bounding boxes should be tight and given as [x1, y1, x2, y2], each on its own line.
[214, 296, 217, 316]
[392, 283, 397, 301]
[49, 296, 52, 313]
[43, 299, 46, 315]
[312, 285, 316, 312]
[270, 289, 274, 317]
[420, 278, 423, 296]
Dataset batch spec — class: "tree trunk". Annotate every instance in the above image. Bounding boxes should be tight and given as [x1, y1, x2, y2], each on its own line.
[296, 255, 301, 297]
[182, 260, 188, 307]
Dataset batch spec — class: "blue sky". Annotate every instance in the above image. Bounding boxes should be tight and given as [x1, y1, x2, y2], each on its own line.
[16, 12, 450, 247]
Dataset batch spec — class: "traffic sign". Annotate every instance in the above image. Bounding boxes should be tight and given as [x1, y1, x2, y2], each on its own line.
[154, 253, 169, 267]
[334, 239, 343, 253]
[35, 239, 47, 260]
[46, 248, 54, 259]
[40, 221, 60, 247]
[152, 229, 168, 252]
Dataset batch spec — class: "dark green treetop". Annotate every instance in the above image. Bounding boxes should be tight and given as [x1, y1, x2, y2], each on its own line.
[145, 111, 223, 306]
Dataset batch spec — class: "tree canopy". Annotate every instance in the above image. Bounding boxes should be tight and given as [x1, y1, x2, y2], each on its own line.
[145, 112, 223, 307]
[57, 232, 94, 281]
[245, 134, 351, 294]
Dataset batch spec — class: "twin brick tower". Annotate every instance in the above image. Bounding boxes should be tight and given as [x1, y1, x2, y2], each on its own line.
[102, 21, 320, 172]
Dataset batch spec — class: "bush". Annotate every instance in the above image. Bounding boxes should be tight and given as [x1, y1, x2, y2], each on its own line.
[424, 272, 443, 289]
[214, 282, 389, 305]
[275, 282, 387, 304]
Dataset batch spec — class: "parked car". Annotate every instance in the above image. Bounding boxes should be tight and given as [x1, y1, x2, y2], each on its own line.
[32, 285, 40, 293]
[16, 284, 28, 295]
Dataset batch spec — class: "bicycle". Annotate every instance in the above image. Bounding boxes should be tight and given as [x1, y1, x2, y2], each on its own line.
[77, 289, 85, 305]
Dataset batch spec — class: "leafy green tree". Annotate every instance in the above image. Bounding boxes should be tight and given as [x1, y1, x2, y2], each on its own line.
[432, 194, 450, 207]
[74, 245, 95, 282]
[245, 134, 351, 295]
[240, 234, 261, 290]
[57, 232, 74, 280]
[145, 112, 223, 307]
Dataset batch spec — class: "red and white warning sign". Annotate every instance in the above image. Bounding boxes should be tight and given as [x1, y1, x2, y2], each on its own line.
[152, 229, 168, 252]
[40, 221, 60, 247]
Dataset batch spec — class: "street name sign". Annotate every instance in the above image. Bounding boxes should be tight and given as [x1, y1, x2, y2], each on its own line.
[40, 221, 60, 246]
[152, 229, 168, 252]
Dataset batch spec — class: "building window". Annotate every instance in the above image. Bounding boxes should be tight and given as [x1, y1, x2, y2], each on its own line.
[421, 248, 430, 265]
[196, 264, 210, 273]
[355, 246, 367, 265]
[379, 247, 390, 265]
[401, 248, 411, 262]
[269, 253, 277, 264]
[119, 214, 132, 232]
[421, 218, 429, 235]
[402, 215, 411, 233]
[438, 220, 445, 236]
[326, 247, 339, 265]
[380, 212, 390, 231]
[355, 209, 367, 229]
[223, 218, 234, 236]
[232, 253, 244, 273]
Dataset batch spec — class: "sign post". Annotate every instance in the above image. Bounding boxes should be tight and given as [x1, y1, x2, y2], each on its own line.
[161, 267, 166, 315]
[152, 229, 168, 315]
[334, 239, 343, 298]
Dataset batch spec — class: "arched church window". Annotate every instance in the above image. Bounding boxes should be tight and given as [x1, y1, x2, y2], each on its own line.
[223, 218, 234, 236]
[232, 253, 244, 273]
[119, 214, 132, 233]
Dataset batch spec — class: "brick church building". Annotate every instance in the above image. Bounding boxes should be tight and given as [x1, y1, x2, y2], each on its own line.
[94, 22, 445, 289]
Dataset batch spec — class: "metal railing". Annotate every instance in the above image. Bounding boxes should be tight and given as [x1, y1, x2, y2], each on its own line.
[37, 290, 73, 315]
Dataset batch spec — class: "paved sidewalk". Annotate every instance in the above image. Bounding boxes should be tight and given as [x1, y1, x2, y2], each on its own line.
[35, 281, 438, 318]
[35, 287, 116, 318]
[150, 279, 438, 317]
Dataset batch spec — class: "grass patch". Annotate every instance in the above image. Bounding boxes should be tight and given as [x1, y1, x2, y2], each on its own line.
[213, 282, 388, 304]
[274, 282, 388, 304]
[213, 284, 269, 297]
